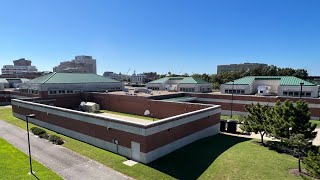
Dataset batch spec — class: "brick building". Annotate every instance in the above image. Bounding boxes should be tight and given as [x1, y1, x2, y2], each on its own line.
[12, 93, 221, 163]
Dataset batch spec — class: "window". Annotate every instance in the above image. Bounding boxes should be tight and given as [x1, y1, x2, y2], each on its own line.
[283, 92, 288, 96]
[241, 90, 245, 94]
[289, 92, 293, 96]
[306, 92, 311, 97]
[294, 92, 299, 96]
[260, 90, 263, 94]
[225, 89, 228, 93]
[236, 90, 240, 94]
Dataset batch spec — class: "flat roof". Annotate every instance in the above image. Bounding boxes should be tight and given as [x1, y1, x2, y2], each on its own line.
[148, 76, 210, 84]
[159, 96, 197, 102]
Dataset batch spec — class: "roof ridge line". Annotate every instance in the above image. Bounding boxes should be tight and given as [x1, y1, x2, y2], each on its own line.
[42, 72, 56, 84]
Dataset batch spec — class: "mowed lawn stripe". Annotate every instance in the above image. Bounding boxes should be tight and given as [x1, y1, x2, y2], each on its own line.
[0, 138, 62, 180]
[0, 108, 303, 180]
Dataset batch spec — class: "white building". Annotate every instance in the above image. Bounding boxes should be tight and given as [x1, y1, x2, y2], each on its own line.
[130, 72, 146, 84]
[220, 76, 319, 98]
[19, 72, 123, 96]
[146, 77, 212, 93]
[1, 58, 38, 75]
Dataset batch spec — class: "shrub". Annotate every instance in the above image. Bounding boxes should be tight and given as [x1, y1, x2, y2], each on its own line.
[48, 135, 64, 145]
[30, 127, 46, 135]
[39, 133, 49, 139]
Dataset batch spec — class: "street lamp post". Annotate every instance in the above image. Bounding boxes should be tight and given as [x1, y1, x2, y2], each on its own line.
[230, 80, 235, 118]
[26, 114, 35, 175]
[300, 82, 304, 99]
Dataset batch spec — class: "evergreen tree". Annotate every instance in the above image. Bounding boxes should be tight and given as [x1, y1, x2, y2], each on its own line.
[239, 103, 270, 144]
[303, 149, 320, 178]
[268, 100, 317, 141]
[284, 134, 310, 173]
[267, 100, 295, 141]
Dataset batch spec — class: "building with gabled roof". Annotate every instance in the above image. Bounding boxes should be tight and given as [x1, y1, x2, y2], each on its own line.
[220, 76, 319, 98]
[146, 77, 212, 93]
[19, 72, 123, 97]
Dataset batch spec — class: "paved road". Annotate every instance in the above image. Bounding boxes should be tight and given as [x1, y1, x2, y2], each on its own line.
[0, 120, 133, 180]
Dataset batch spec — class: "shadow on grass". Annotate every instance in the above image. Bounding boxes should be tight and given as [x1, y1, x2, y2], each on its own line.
[148, 134, 250, 180]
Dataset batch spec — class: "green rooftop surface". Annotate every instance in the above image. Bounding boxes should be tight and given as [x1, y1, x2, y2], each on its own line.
[25, 72, 120, 84]
[148, 77, 210, 84]
[225, 76, 315, 86]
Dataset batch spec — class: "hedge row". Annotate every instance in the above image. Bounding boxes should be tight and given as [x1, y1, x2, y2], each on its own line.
[30, 127, 64, 145]
[30, 127, 46, 135]
[48, 135, 64, 145]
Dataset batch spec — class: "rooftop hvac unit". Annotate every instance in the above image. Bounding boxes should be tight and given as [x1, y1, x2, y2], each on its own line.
[257, 86, 271, 95]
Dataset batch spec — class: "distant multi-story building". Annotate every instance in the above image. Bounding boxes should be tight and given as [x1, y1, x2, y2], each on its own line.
[1, 58, 38, 75]
[103, 71, 129, 81]
[130, 72, 146, 84]
[217, 63, 268, 74]
[53, 55, 97, 74]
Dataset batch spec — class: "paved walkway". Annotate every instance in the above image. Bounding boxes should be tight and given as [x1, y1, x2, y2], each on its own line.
[223, 126, 320, 146]
[0, 120, 133, 180]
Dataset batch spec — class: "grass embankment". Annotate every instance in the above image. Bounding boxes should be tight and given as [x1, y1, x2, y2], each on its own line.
[0, 107, 304, 180]
[98, 110, 158, 121]
[0, 138, 62, 180]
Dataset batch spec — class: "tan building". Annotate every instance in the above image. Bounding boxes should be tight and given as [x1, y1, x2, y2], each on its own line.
[147, 77, 212, 92]
[53, 55, 97, 74]
[220, 76, 319, 98]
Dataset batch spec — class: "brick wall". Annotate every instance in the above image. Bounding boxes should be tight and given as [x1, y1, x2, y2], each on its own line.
[12, 99, 220, 154]
[189, 93, 320, 119]
[83, 93, 211, 119]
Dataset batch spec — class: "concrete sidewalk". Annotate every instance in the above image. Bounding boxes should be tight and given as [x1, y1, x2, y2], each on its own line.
[0, 120, 133, 180]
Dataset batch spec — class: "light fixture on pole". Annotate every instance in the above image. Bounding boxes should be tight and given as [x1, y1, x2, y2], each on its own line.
[300, 82, 304, 99]
[230, 80, 235, 118]
[26, 114, 35, 175]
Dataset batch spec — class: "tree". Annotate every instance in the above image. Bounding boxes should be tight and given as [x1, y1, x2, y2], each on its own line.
[303, 148, 320, 178]
[284, 134, 310, 173]
[239, 103, 270, 144]
[267, 100, 295, 141]
[268, 100, 317, 141]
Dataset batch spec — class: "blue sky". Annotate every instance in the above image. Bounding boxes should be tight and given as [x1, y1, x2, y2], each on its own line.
[0, 0, 319, 75]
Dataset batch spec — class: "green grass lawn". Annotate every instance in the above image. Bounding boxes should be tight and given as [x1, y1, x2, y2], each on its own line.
[98, 109, 159, 121]
[310, 120, 320, 127]
[0, 138, 62, 180]
[0, 107, 304, 180]
[221, 115, 242, 121]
